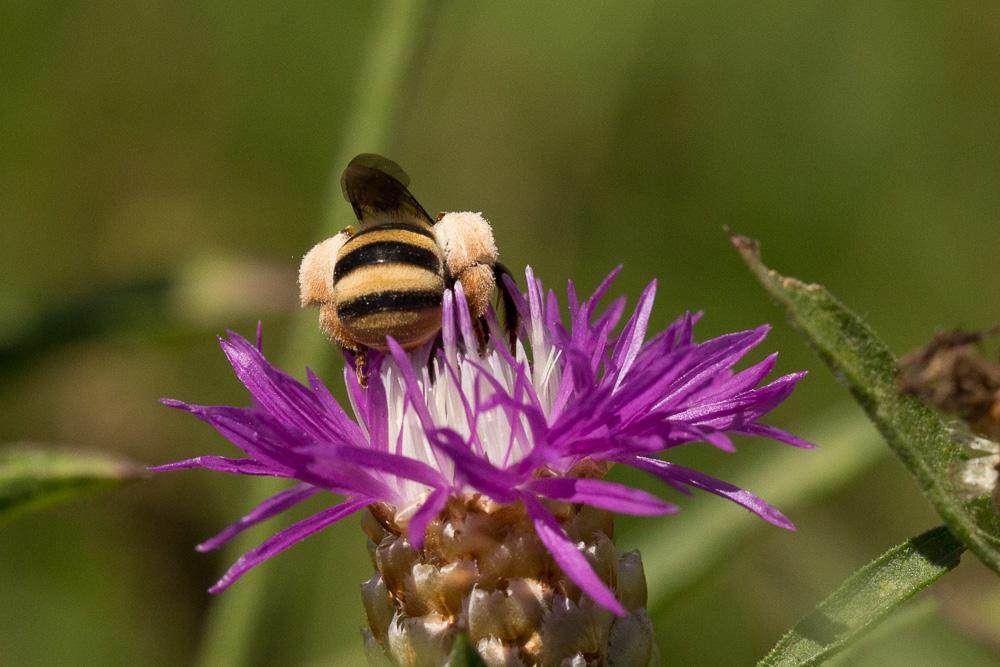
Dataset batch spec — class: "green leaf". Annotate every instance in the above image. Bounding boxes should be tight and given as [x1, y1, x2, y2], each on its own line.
[449, 635, 487, 667]
[637, 403, 887, 609]
[733, 233, 1000, 574]
[758, 526, 965, 666]
[0, 444, 143, 524]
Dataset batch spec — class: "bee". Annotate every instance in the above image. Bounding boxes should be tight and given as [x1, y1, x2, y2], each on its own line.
[299, 154, 519, 383]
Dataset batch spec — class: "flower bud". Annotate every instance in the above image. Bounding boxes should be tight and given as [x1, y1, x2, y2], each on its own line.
[364, 497, 657, 666]
[386, 611, 454, 667]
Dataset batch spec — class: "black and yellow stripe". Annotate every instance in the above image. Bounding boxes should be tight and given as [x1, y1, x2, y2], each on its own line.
[333, 222, 445, 350]
[333, 241, 440, 284]
[337, 290, 443, 320]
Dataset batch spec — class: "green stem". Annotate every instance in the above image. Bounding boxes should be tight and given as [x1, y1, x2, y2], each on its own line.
[732, 232, 1000, 574]
[193, 3, 431, 665]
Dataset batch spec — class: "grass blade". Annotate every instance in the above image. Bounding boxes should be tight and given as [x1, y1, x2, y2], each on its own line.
[0, 444, 142, 524]
[758, 526, 964, 666]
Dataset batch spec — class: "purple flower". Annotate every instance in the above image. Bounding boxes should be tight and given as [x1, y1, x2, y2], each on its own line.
[153, 266, 811, 616]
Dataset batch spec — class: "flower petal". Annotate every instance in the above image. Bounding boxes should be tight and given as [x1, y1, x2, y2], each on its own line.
[384, 338, 435, 429]
[521, 494, 625, 616]
[197, 483, 321, 552]
[405, 486, 449, 551]
[523, 477, 677, 516]
[315, 443, 447, 490]
[220, 333, 344, 444]
[608, 279, 657, 389]
[667, 372, 807, 426]
[148, 455, 292, 477]
[625, 455, 795, 530]
[735, 423, 816, 449]
[209, 497, 371, 593]
[306, 367, 368, 448]
[582, 264, 623, 323]
[168, 401, 392, 499]
[428, 430, 519, 503]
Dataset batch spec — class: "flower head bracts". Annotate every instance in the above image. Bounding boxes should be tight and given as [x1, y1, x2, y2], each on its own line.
[153, 267, 812, 614]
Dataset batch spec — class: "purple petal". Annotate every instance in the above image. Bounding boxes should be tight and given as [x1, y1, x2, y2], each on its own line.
[625, 456, 795, 530]
[500, 272, 530, 321]
[209, 497, 371, 593]
[545, 288, 565, 336]
[523, 477, 677, 516]
[668, 372, 806, 426]
[306, 368, 368, 448]
[525, 265, 544, 324]
[359, 357, 390, 452]
[582, 265, 623, 323]
[483, 330, 546, 417]
[316, 443, 446, 490]
[219, 333, 346, 445]
[521, 494, 625, 616]
[148, 455, 292, 477]
[697, 430, 736, 452]
[553, 434, 663, 459]
[602, 347, 699, 424]
[174, 403, 392, 499]
[695, 353, 778, 402]
[566, 279, 580, 320]
[428, 430, 519, 503]
[651, 326, 772, 409]
[462, 356, 549, 437]
[592, 296, 627, 349]
[197, 484, 320, 552]
[385, 338, 435, 429]
[452, 282, 479, 353]
[406, 486, 449, 551]
[736, 423, 816, 449]
[441, 289, 458, 354]
[608, 280, 657, 388]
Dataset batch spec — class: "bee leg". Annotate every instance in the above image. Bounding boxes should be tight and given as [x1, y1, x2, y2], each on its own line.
[426, 333, 444, 382]
[473, 316, 489, 356]
[318, 303, 368, 386]
[355, 350, 369, 388]
[493, 262, 521, 350]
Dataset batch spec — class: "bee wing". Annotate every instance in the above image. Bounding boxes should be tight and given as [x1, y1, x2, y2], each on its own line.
[341, 153, 433, 225]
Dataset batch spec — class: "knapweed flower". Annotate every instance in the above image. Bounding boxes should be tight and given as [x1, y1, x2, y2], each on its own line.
[154, 267, 811, 666]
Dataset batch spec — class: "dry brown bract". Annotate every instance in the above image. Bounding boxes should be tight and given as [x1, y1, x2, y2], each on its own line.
[898, 327, 1000, 441]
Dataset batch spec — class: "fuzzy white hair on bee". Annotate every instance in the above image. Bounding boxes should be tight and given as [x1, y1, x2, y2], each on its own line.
[299, 230, 351, 307]
[298, 154, 519, 384]
[433, 211, 499, 318]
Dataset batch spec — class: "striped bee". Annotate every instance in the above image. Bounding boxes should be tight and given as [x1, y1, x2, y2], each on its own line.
[299, 154, 518, 383]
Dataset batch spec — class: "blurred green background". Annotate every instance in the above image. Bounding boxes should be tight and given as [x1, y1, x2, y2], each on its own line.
[2, 2, 1000, 665]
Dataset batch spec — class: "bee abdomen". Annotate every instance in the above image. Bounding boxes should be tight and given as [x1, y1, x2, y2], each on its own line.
[333, 223, 445, 350]
[337, 287, 444, 350]
[337, 289, 443, 320]
[333, 241, 440, 284]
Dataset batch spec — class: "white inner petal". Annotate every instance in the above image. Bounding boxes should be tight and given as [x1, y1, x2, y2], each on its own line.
[376, 303, 564, 507]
